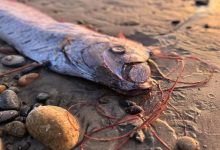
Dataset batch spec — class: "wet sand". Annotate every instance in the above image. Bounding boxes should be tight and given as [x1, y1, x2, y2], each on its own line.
[0, 0, 220, 150]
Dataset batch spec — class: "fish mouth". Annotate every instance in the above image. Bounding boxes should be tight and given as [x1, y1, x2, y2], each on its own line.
[122, 62, 151, 84]
[118, 62, 153, 91]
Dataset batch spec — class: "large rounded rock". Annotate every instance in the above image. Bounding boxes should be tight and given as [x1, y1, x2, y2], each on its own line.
[26, 106, 80, 150]
[1, 55, 26, 68]
[0, 90, 20, 110]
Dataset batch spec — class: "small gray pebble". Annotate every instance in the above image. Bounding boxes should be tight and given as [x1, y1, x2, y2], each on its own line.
[36, 92, 50, 103]
[20, 105, 31, 117]
[1, 55, 26, 68]
[4, 121, 26, 137]
[0, 90, 20, 110]
[0, 110, 19, 123]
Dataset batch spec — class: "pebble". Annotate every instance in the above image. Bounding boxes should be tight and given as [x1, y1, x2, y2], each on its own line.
[126, 105, 144, 115]
[0, 110, 18, 123]
[0, 85, 7, 93]
[176, 136, 200, 150]
[4, 121, 26, 137]
[18, 73, 40, 86]
[1, 55, 26, 68]
[0, 90, 20, 110]
[36, 92, 50, 103]
[119, 100, 137, 107]
[26, 106, 80, 150]
[134, 130, 145, 143]
[20, 105, 31, 117]
[8, 86, 19, 93]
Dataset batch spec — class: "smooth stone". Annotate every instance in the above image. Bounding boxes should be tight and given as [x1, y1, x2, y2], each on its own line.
[126, 105, 144, 115]
[26, 106, 80, 150]
[176, 136, 200, 150]
[18, 73, 40, 86]
[20, 105, 31, 117]
[0, 110, 18, 123]
[0, 85, 7, 94]
[4, 121, 26, 137]
[149, 119, 177, 149]
[1, 55, 25, 68]
[0, 90, 20, 110]
[36, 92, 50, 103]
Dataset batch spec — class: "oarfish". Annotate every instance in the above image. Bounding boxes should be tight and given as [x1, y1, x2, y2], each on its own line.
[0, 0, 153, 94]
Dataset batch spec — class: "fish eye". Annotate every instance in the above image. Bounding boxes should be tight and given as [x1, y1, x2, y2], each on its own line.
[109, 46, 125, 54]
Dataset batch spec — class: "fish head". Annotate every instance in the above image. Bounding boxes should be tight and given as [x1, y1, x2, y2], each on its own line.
[100, 38, 154, 94]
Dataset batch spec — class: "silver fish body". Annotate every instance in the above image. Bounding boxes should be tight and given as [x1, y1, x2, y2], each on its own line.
[0, 1, 153, 93]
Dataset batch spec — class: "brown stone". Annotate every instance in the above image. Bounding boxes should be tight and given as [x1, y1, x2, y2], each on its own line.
[0, 85, 7, 94]
[18, 73, 40, 86]
[26, 105, 80, 150]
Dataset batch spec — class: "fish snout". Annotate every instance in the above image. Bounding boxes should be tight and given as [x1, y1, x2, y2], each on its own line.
[123, 62, 151, 84]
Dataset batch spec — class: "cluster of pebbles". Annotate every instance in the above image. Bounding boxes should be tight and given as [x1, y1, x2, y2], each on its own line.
[0, 54, 80, 150]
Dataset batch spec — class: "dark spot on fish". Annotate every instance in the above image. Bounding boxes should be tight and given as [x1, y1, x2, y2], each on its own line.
[22, 40, 31, 44]
[195, 0, 209, 6]
[171, 20, 180, 26]
[120, 21, 139, 26]
[203, 24, 210, 29]
[186, 26, 192, 29]
[8, 32, 14, 35]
